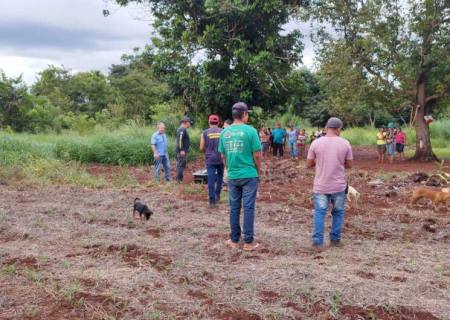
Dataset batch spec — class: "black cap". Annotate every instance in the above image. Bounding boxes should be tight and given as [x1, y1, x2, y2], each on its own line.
[232, 102, 249, 113]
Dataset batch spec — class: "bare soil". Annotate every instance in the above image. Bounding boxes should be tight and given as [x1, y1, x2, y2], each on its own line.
[1, 148, 449, 319]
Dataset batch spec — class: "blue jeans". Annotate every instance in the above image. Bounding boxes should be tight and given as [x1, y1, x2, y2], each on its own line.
[289, 141, 297, 158]
[312, 191, 346, 246]
[228, 178, 259, 244]
[154, 155, 171, 182]
[206, 163, 224, 203]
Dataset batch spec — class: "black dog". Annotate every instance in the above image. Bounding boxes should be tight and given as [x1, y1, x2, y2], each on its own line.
[133, 198, 153, 221]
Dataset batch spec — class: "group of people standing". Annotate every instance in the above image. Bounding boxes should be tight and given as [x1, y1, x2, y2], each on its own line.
[376, 124, 406, 163]
[150, 103, 353, 252]
[258, 124, 308, 159]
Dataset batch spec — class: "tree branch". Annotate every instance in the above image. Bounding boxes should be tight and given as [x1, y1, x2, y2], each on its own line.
[425, 84, 450, 104]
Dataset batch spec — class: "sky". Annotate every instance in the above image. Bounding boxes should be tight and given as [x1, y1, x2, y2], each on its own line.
[0, 0, 315, 85]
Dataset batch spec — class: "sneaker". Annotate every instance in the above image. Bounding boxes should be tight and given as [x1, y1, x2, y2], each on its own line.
[225, 239, 240, 249]
[209, 202, 217, 209]
[216, 194, 221, 203]
[243, 242, 260, 251]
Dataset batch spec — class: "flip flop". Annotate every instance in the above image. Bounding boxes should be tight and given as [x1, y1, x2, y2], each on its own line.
[225, 239, 240, 249]
[243, 243, 260, 251]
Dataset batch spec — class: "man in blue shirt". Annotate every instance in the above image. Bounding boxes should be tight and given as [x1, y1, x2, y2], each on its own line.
[272, 122, 285, 158]
[151, 122, 171, 182]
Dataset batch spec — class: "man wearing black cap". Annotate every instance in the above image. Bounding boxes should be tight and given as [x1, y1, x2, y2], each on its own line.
[307, 117, 353, 250]
[200, 114, 224, 208]
[219, 102, 262, 251]
[175, 116, 191, 183]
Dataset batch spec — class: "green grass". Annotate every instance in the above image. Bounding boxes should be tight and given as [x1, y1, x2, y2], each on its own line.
[0, 120, 448, 187]
[341, 119, 450, 149]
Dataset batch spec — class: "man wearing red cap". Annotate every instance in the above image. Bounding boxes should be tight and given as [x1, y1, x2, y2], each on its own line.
[200, 115, 224, 208]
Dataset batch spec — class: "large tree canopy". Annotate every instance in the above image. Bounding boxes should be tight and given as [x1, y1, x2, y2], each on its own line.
[113, 0, 308, 119]
[307, 0, 450, 160]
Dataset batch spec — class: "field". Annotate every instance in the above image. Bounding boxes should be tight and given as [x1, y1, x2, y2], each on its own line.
[1, 147, 449, 320]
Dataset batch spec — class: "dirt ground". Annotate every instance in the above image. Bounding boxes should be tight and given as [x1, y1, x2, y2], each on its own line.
[1, 147, 449, 320]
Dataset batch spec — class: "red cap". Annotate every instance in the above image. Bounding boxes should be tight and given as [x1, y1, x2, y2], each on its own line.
[209, 114, 219, 124]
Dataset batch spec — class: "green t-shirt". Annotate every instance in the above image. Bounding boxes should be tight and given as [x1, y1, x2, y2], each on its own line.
[218, 124, 261, 179]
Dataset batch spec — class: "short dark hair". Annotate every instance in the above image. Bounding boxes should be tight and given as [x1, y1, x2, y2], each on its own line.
[225, 119, 232, 125]
[232, 109, 245, 120]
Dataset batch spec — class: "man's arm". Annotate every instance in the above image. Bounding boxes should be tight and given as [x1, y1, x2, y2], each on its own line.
[199, 133, 205, 152]
[221, 153, 227, 169]
[151, 144, 159, 159]
[344, 160, 353, 169]
[306, 159, 315, 168]
[253, 151, 262, 175]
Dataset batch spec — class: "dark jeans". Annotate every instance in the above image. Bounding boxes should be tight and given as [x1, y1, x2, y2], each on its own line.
[176, 154, 187, 182]
[273, 143, 283, 157]
[228, 178, 259, 244]
[207, 163, 224, 204]
[154, 155, 171, 181]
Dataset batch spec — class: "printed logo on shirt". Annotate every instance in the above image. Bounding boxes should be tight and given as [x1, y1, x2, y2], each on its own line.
[207, 133, 221, 139]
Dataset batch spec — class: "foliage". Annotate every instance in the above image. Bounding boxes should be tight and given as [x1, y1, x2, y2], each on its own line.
[306, 0, 450, 159]
[114, 0, 307, 120]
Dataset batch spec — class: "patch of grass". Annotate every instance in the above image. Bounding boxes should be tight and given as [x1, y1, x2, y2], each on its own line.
[24, 267, 41, 283]
[329, 290, 342, 318]
[1, 264, 16, 276]
[63, 282, 81, 306]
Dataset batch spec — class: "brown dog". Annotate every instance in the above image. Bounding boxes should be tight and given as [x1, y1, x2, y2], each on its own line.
[411, 188, 450, 211]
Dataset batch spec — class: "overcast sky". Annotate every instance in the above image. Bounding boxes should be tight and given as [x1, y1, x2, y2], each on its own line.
[0, 0, 315, 84]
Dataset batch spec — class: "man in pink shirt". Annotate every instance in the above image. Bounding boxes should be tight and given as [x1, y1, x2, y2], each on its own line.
[307, 117, 353, 249]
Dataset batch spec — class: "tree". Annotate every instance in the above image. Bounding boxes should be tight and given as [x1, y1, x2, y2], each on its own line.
[308, 0, 450, 160]
[0, 71, 33, 131]
[32, 66, 73, 112]
[112, 0, 308, 119]
[109, 53, 169, 120]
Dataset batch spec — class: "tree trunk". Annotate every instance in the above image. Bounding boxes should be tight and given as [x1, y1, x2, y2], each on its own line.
[412, 74, 438, 161]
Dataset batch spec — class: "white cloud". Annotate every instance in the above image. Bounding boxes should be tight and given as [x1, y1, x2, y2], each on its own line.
[0, 0, 152, 84]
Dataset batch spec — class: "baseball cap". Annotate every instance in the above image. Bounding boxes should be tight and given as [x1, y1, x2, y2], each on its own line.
[208, 114, 219, 124]
[325, 117, 343, 129]
[232, 102, 249, 113]
[181, 116, 192, 124]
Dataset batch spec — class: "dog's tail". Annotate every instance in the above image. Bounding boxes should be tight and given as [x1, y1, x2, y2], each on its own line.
[134, 197, 140, 202]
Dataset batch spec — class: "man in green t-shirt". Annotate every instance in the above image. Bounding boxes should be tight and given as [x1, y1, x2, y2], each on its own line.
[219, 102, 262, 251]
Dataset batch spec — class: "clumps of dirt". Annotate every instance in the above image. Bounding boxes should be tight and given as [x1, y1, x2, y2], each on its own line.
[105, 244, 172, 271]
[356, 271, 376, 279]
[258, 290, 280, 303]
[217, 309, 263, 320]
[187, 289, 209, 300]
[145, 228, 162, 238]
[338, 305, 439, 320]
[422, 218, 438, 233]
[3, 256, 39, 269]
[408, 172, 429, 183]
[73, 291, 126, 316]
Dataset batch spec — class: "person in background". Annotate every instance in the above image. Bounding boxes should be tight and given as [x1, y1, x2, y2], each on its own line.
[200, 115, 223, 208]
[222, 119, 232, 187]
[219, 102, 262, 252]
[287, 125, 298, 160]
[297, 129, 307, 158]
[268, 128, 273, 153]
[259, 127, 270, 157]
[307, 117, 353, 250]
[175, 116, 192, 183]
[376, 127, 387, 163]
[151, 122, 171, 182]
[272, 122, 285, 158]
[395, 127, 406, 161]
[386, 124, 395, 164]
